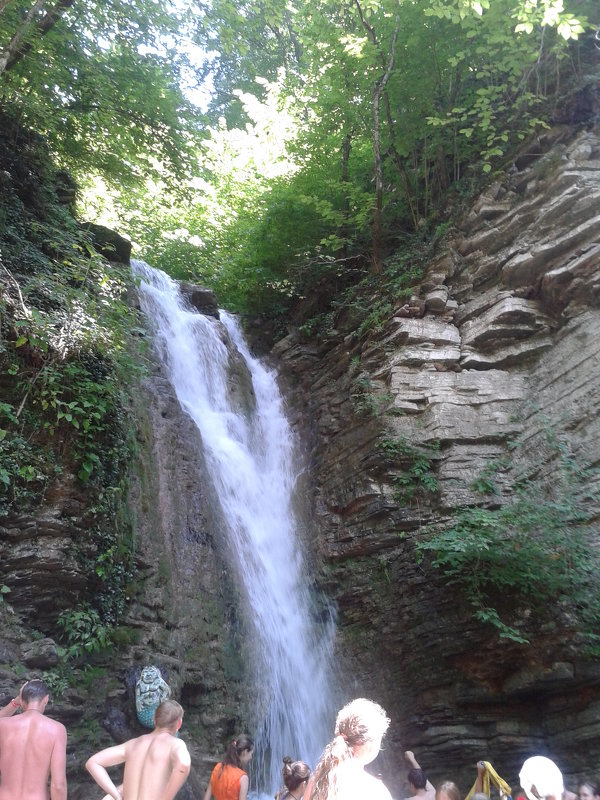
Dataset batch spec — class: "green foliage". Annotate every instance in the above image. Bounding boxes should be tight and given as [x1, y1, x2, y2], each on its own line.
[0, 108, 145, 509]
[151, 0, 595, 314]
[376, 435, 439, 502]
[350, 373, 378, 418]
[0, 425, 61, 515]
[57, 606, 111, 660]
[417, 429, 600, 643]
[470, 459, 504, 495]
[41, 668, 70, 699]
[0, 108, 138, 642]
[356, 302, 393, 339]
[1, 0, 595, 321]
[73, 665, 109, 692]
[0, 0, 197, 186]
[110, 626, 140, 649]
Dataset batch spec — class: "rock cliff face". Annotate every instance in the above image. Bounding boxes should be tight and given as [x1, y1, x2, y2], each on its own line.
[0, 298, 251, 800]
[274, 126, 600, 794]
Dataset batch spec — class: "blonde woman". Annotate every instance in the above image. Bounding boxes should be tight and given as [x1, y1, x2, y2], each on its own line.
[305, 698, 392, 800]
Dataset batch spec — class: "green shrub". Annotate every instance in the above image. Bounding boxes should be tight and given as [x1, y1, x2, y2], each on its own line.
[376, 435, 439, 502]
[417, 429, 600, 643]
[57, 606, 111, 659]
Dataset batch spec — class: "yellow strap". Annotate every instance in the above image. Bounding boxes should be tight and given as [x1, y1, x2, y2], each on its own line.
[464, 762, 512, 800]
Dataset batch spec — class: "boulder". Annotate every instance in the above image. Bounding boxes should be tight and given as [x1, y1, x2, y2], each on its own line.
[179, 282, 219, 318]
[78, 222, 132, 264]
[20, 637, 59, 668]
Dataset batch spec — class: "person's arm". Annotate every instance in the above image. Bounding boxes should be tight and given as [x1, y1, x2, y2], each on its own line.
[475, 762, 486, 795]
[0, 697, 20, 718]
[203, 775, 214, 800]
[304, 775, 316, 800]
[101, 786, 123, 800]
[239, 773, 249, 800]
[86, 743, 127, 800]
[161, 741, 191, 800]
[405, 751, 435, 795]
[0, 683, 26, 718]
[50, 724, 68, 800]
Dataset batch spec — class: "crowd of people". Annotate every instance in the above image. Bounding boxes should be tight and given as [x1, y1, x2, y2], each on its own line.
[0, 682, 597, 800]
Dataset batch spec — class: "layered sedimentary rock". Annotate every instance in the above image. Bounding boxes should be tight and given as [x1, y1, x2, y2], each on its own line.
[274, 126, 600, 794]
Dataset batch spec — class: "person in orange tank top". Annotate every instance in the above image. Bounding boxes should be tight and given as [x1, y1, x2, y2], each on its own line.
[204, 734, 254, 800]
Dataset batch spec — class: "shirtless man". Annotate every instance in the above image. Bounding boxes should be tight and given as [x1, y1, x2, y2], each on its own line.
[404, 751, 435, 800]
[86, 699, 191, 800]
[0, 678, 67, 800]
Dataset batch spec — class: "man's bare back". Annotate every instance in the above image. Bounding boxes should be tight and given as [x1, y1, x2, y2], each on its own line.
[0, 685, 67, 800]
[86, 700, 190, 800]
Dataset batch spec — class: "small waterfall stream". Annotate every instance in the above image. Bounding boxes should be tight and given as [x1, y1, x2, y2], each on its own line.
[133, 260, 336, 793]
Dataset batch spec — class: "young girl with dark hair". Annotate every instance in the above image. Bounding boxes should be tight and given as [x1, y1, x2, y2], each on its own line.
[276, 756, 311, 800]
[203, 734, 254, 800]
[305, 698, 392, 800]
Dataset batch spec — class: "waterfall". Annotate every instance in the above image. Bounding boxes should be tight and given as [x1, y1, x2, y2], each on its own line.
[132, 260, 337, 794]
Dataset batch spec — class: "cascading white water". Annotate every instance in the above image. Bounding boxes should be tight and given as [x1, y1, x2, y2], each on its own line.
[132, 260, 337, 794]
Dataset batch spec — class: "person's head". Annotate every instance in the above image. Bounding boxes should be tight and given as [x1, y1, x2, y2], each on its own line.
[519, 757, 564, 800]
[578, 782, 599, 800]
[409, 768, 428, 792]
[311, 698, 390, 800]
[436, 781, 461, 800]
[282, 757, 311, 792]
[154, 700, 183, 732]
[223, 734, 254, 770]
[21, 680, 49, 710]
[334, 697, 390, 765]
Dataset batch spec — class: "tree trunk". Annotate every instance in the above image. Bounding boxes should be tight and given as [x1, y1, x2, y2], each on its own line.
[0, 0, 46, 76]
[0, 0, 74, 77]
[339, 131, 353, 257]
[355, 0, 399, 274]
[383, 94, 418, 230]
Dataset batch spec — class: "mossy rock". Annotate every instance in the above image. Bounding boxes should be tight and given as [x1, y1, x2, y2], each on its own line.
[78, 222, 132, 264]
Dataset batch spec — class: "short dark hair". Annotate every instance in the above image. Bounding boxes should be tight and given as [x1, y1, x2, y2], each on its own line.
[409, 769, 427, 790]
[21, 680, 49, 704]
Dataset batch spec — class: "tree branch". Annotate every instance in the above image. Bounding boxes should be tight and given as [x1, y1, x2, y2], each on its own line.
[1, 0, 74, 75]
[0, 0, 46, 76]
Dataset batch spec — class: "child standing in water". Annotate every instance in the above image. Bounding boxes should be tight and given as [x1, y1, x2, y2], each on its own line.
[204, 735, 254, 800]
[305, 698, 392, 800]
